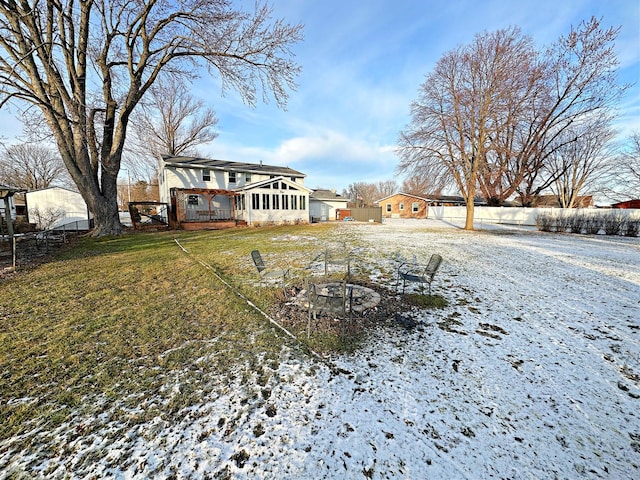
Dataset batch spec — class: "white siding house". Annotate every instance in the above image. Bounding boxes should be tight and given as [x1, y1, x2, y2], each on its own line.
[26, 187, 92, 230]
[158, 155, 310, 226]
[309, 189, 349, 221]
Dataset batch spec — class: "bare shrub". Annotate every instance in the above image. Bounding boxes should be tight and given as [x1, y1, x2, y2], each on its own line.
[29, 208, 65, 231]
[568, 212, 586, 234]
[584, 214, 603, 235]
[535, 212, 555, 232]
[602, 211, 626, 236]
[624, 218, 640, 237]
[554, 212, 570, 233]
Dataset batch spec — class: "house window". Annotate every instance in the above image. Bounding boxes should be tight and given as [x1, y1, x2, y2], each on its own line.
[399, 203, 404, 211]
[386, 204, 391, 212]
[188, 195, 199, 206]
[251, 193, 260, 210]
[412, 202, 419, 213]
[299, 195, 306, 210]
[235, 195, 246, 211]
[282, 194, 289, 210]
[291, 194, 297, 210]
[262, 193, 270, 210]
[229, 172, 236, 184]
[272, 194, 280, 209]
[245, 173, 252, 182]
[202, 169, 211, 182]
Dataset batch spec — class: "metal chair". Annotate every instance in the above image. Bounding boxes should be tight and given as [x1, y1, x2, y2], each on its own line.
[251, 250, 289, 288]
[322, 248, 351, 281]
[396, 254, 443, 295]
[306, 279, 354, 338]
[308, 244, 352, 281]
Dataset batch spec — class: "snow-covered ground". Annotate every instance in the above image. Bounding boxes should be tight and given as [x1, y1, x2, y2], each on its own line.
[3, 219, 639, 479]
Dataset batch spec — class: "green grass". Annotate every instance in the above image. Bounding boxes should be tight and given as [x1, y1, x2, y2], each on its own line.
[404, 293, 449, 308]
[2, 222, 454, 456]
[0, 223, 352, 446]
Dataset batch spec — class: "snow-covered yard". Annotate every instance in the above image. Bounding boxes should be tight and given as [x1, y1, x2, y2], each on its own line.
[3, 219, 639, 479]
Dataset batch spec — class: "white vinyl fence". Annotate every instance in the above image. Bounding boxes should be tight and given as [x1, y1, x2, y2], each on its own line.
[429, 206, 640, 228]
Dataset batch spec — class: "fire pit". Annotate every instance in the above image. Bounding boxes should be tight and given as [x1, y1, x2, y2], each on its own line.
[297, 282, 381, 313]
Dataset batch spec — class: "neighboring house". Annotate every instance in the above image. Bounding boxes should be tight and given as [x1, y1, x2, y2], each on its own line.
[158, 155, 311, 227]
[26, 186, 92, 230]
[376, 193, 431, 219]
[309, 189, 349, 221]
[612, 199, 640, 209]
[530, 195, 594, 208]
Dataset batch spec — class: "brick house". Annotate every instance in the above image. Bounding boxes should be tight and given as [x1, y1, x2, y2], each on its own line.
[376, 193, 430, 219]
[612, 199, 640, 209]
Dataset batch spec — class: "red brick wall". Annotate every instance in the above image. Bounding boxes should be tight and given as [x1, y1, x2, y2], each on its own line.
[380, 194, 428, 218]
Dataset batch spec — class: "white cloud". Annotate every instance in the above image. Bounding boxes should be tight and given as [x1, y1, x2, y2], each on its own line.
[204, 130, 400, 192]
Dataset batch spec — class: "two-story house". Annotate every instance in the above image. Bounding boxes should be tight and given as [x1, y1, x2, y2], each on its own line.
[159, 155, 311, 227]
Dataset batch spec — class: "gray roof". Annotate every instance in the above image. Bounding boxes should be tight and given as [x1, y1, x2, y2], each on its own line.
[161, 155, 305, 178]
[310, 189, 348, 201]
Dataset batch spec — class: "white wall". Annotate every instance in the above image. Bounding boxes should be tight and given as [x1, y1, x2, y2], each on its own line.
[238, 188, 309, 226]
[26, 187, 91, 230]
[159, 165, 304, 203]
[430, 206, 640, 226]
[309, 200, 348, 221]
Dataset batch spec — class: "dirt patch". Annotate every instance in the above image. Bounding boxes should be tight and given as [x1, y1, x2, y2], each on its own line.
[270, 279, 430, 341]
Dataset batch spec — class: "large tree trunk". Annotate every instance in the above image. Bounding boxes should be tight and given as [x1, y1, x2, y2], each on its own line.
[464, 202, 475, 230]
[463, 166, 478, 230]
[90, 196, 123, 236]
[73, 174, 123, 237]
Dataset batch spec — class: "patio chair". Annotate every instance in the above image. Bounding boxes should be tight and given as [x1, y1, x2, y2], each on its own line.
[308, 244, 352, 280]
[323, 248, 352, 280]
[396, 254, 443, 295]
[251, 250, 289, 288]
[306, 279, 354, 338]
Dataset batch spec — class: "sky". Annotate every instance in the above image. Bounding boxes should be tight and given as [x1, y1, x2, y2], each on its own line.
[192, 0, 640, 193]
[1, 0, 638, 194]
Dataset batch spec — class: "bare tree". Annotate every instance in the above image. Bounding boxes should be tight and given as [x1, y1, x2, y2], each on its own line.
[399, 18, 626, 228]
[345, 182, 379, 207]
[400, 174, 447, 197]
[29, 207, 65, 230]
[548, 115, 615, 208]
[375, 180, 398, 199]
[399, 27, 536, 229]
[0, 144, 69, 190]
[511, 18, 625, 207]
[0, 1, 302, 235]
[605, 132, 640, 200]
[126, 77, 219, 181]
